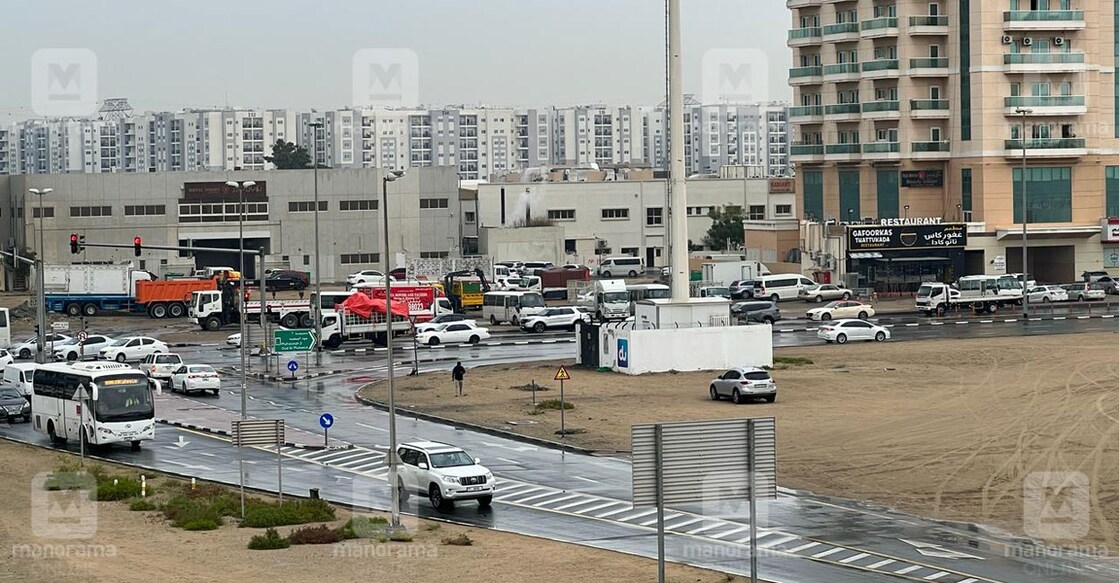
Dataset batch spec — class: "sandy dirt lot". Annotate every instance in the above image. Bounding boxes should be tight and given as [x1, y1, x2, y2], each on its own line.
[359, 333, 1119, 547]
[0, 440, 736, 583]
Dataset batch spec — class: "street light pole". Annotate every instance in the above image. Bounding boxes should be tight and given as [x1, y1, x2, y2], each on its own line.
[382, 169, 405, 529]
[310, 122, 324, 367]
[1016, 108, 1032, 319]
[226, 180, 257, 416]
[29, 188, 52, 364]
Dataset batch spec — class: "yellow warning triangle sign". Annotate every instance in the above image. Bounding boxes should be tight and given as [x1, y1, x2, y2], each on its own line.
[554, 365, 571, 381]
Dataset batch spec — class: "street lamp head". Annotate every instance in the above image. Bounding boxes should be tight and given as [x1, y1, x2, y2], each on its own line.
[904, 205, 910, 210]
[225, 181, 239, 188]
[29, 188, 53, 195]
[243, 181, 256, 188]
[392, 169, 406, 178]
[1015, 108, 1034, 115]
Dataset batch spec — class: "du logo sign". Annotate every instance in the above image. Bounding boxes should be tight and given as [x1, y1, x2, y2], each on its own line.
[616, 338, 629, 369]
[31, 49, 98, 116]
[702, 48, 769, 105]
[352, 49, 419, 108]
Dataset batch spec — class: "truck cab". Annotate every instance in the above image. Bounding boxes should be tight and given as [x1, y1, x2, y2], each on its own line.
[592, 280, 630, 321]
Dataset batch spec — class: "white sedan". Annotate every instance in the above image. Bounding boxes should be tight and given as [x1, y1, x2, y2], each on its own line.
[13, 334, 72, 360]
[817, 319, 891, 344]
[1027, 285, 1068, 303]
[805, 300, 875, 321]
[347, 269, 385, 286]
[170, 364, 222, 396]
[415, 322, 491, 346]
[0, 349, 12, 369]
[414, 314, 475, 335]
[53, 334, 115, 361]
[98, 336, 169, 362]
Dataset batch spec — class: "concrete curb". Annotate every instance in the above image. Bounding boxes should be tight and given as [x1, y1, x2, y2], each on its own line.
[215, 368, 344, 383]
[352, 390, 594, 456]
[155, 418, 351, 450]
[327, 337, 576, 355]
[775, 313, 1117, 333]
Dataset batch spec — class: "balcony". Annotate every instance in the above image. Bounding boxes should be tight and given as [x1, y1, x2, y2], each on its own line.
[1003, 10, 1085, 31]
[789, 65, 824, 85]
[860, 17, 898, 38]
[788, 105, 824, 120]
[822, 22, 860, 41]
[790, 144, 825, 163]
[786, 0, 817, 7]
[788, 27, 823, 46]
[1004, 95, 1086, 116]
[908, 57, 950, 76]
[861, 59, 900, 78]
[1004, 138, 1086, 158]
[823, 62, 861, 81]
[911, 141, 951, 159]
[908, 15, 949, 34]
[862, 142, 901, 160]
[1003, 52, 1088, 73]
[910, 99, 951, 119]
[825, 102, 862, 120]
[825, 143, 862, 161]
[862, 100, 901, 119]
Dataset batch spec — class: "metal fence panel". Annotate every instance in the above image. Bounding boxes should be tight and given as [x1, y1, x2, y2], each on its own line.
[231, 419, 285, 447]
[632, 417, 776, 507]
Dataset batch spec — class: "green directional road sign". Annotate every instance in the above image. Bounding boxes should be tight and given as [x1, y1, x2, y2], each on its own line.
[273, 329, 317, 352]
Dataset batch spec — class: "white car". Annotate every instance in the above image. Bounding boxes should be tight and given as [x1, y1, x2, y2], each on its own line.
[799, 284, 853, 303]
[98, 336, 169, 362]
[347, 269, 385, 286]
[708, 366, 777, 404]
[13, 334, 72, 360]
[53, 334, 115, 361]
[226, 327, 290, 348]
[170, 364, 221, 396]
[396, 441, 495, 511]
[1027, 285, 1068, 303]
[817, 319, 891, 344]
[805, 300, 875, 321]
[415, 322, 490, 346]
[414, 314, 475, 335]
[519, 306, 591, 333]
[141, 353, 184, 380]
[0, 349, 13, 369]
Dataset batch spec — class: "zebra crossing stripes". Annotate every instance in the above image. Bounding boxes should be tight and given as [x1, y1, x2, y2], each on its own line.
[536, 494, 584, 509]
[707, 526, 749, 540]
[758, 534, 799, 548]
[925, 572, 951, 580]
[552, 498, 607, 512]
[812, 548, 845, 559]
[839, 552, 870, 564]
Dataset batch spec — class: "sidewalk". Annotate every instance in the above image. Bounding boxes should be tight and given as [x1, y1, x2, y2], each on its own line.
[153, 392, 350, 449]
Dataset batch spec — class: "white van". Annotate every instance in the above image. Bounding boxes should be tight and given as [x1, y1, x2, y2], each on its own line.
[753, 274, 816, 302]
[482, 291, 547, 325]
[3, 362, 38, 398]
[598, 257, 644, 278]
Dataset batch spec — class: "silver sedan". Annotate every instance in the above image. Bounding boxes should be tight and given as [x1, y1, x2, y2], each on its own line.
[800, 284, 852, 303]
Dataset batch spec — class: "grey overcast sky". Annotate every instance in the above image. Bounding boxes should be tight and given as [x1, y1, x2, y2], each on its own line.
[0, 0, 791, 120]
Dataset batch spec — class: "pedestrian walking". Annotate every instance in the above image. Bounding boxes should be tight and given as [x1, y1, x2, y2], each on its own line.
[452, 361, 466, 397]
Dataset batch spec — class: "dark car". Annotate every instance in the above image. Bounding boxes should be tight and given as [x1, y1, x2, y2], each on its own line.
[389, 267, 408, 280]
[729, 280, 756, 300]
[264, 270, 309, 291]
[0, 387, 31, 423]
[731, 300, 781, 324]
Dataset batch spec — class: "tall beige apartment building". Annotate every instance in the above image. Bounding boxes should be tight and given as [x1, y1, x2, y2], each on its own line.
[788, 0, 1119, 288]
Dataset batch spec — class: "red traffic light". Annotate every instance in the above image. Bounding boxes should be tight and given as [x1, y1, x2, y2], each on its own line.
[70, 234, 79, 254]
[133, 237, 142, 257]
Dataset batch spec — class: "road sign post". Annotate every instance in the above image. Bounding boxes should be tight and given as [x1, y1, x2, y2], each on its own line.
[273, 329, 316, 353]
[287, 360, 298, 381]
[77, 329, 88, 360]
[319, 413, 334, 448]
[232, 419, 286, 512]
[554, 366, 571, 438]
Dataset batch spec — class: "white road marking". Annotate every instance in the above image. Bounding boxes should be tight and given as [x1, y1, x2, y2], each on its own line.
[811, 547, 844, 559]
[957, 578, 979, 583]
[1077, 315, 1090, 320]
[538, 494, 582, 508]
[895, 565, 923, 574]
[577, 502, 625, 515]
[512, 491, 567, 505]
[787, 542, 821, 553]
[758, 534, 798, 548]
[866, 559, 896, 569]
[595, 506, 634, 518]
[1054, 316, 1067, 321]
[924, 572, 950, 580]
[355, 422, 387, 432]
[619, 508, 658, 522]
[839, 552, 870, 563]
[686, 523, 724, 535]
[906, 323, 919, 327]
[708, 526, 749, 540]
[553, 498, 602, 512]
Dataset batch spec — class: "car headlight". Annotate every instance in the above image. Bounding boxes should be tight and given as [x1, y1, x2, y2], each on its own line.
[441, 475, 459, 484]
[485, 473, 493, 481]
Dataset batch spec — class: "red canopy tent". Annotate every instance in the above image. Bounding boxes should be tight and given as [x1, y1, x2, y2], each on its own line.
[340, 293, 410, 319]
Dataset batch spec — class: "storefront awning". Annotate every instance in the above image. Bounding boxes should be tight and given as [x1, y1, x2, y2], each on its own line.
[996, 226, 1100, 241]
[849, 252, 883, 259]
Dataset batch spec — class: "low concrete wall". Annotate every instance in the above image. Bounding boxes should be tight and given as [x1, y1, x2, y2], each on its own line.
[598, 323, 772, 375]
[479, 226, 564, 264]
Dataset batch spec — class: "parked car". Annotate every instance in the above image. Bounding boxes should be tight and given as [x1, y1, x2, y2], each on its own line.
[0, 386, 31, 423]
[98, 336, 169, 362]
[799, 284, 852, 303]
[170, 364, 221, 396]
[226, 327, 290, 348]
[141, 353, 184, 380]
[730, 300, 781, 324]
[1094, 276, 1119, 295]
[1082, 270, 1111, 283]
[389, 267, 408, 280]
[519, 306, 591, 333]
[415, 314, 474, 334]
[0, 350, 11, 369]
[1061, 282, 1107, 302]
[347, 269, 385, 286]
[415, 322, 490, 346]
[817, 319, 890, 344]
[1027, 285, 1069, 303]
[396, 441, 495, 511]
[562, 264, 585, 270]
[728, 280, 756, 300]
[1006, 273, 1037, 289]
[13, 334, 72, 360]
[265, 270, 309, 291]
[53, 334, 115, 362]
[806, 300, 875, 321]
[708, 367, 777, 404]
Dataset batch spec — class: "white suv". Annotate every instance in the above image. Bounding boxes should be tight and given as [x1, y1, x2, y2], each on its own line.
[141, 353, 184, 380]
[519, 306, 591, 333]
[396, 441, 495, 511]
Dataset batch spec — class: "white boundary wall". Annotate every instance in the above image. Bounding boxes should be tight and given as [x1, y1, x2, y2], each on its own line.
[598, 324, 772, 375]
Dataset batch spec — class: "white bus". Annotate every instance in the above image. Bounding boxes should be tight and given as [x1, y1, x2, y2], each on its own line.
[32, 362, 155, 451]
[482, 291, 546, 325]
[0, 308, 11, 348]
[627, 284, 671, 314]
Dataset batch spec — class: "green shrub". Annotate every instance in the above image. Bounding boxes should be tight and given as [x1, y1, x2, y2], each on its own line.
[96, 477, 142, 501]
[241, 498, 335, 528]
[248, 528, 290, 550]
[388, 529, 413, 542]
[339, 515, 388, 540]
[161, 495, 225, 529]
[289, 525, 342, 545]
[129, 499, 157, 511]
[534, 399, 574, 411]
[773, 356, 813, 366]
[441, 533, 473, 546]
[43, 471, 95, 492]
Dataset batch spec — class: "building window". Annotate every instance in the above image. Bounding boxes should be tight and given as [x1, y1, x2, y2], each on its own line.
[419, 198, 449, 209]
[601, 208, 630, 220]
[303, 255, 310, 266]
[31, 207, 54, 219]
[547, 209, 575, 221]
[961, 168, 973, 213]
[288, 201, 328, 213]
[464, 211, 476, 224]
[803, 171, 824, 221]
[876, 170, 899, 219]
[340, 253, 381, 264]
[687, 206, 713, 217]
[339, 199, 379, 211]
[747, 205, 765, 220]
[124, 205, 167, 216]
[775, 204, 793, 216]
[69, 206, 112, 218]
[645, 207, 664, 226]
[959, 0, 971, 141]
[1013, 167, 1071, 223]
[565, 239, 577, 254]
[178, 202, 268, 223]
[420, 251, 450, 259]
[621, 247, 639, 257]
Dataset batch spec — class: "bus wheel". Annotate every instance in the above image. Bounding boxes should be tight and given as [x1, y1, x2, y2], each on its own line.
[203, 317, 222, 331]
[48, 422, 66, 445]
[66, 303, 82, 317]
[130, 441, 141, 452]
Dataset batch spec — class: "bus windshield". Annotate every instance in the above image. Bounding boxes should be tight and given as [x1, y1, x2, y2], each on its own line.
[646, 289, 671, 299]
[519, 294, 545, 308]
[94, 375, 154, 423]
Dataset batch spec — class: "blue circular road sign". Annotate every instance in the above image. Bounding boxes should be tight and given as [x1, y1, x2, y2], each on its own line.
[319, 413, 334, 429]
[287, 360, 299, 372]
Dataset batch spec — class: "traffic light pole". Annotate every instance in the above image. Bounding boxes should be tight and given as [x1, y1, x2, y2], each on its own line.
[2, 249, 44, 354]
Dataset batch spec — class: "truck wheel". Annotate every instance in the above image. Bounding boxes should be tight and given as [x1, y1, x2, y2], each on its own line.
[203, 317, 222, 331]
[168, 303, 185, 318]
[300, 314, 314, 328]
[82, 303, 99, 317]
[150, 304, 168, 319]
[66, 303, 81, 317]
[324, 336, 342, 350]
[937, 305, 948, 317]
[281, 314, 299, 329]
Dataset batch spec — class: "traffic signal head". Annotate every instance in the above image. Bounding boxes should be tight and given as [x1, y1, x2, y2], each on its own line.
[133, 237, 142, 257]
[70, 234, 79, 254]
